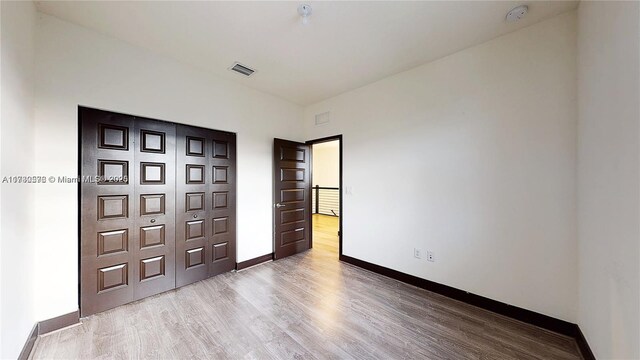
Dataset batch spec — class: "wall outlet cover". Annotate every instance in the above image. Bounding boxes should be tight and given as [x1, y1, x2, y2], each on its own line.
[427, 251, 435, 262]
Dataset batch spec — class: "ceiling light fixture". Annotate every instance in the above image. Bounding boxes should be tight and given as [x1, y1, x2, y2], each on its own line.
[506, 5, 528, 22]
[297, 4, 312, 25]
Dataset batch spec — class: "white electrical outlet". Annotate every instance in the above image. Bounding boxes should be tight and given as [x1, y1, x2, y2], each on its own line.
[426, 251, 435, 262]
[414, 248, 422, 259]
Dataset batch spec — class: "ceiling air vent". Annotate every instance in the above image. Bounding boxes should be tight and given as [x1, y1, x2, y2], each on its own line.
[229, 62, 256, 77]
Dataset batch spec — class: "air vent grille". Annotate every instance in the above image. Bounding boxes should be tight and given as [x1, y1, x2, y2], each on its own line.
[315, 111, 330, 126]
[229, 62, 255, 77]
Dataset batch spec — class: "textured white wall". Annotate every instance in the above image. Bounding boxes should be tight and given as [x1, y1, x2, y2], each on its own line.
[33, 13, 303, 321]
[577, 2, 640, 359]
[304, 13, 578, 322]
[0, 1, 37, 358]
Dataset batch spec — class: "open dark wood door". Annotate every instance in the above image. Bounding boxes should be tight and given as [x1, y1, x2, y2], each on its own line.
[273, 138, 311, 260]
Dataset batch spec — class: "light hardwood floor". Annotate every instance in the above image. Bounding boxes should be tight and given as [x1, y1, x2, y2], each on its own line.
[31, 215, 582, 359]
[312, 214, 339, 255]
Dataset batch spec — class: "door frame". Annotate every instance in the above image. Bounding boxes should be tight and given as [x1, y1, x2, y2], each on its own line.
[306, 135, 343, 257]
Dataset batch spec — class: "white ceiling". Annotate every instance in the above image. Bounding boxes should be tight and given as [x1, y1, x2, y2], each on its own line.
[35, 1, 578, 106]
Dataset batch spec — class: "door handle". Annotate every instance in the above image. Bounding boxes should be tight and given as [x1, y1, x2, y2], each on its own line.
[275, 203, 286, 208]
[150, 219, 156, 223]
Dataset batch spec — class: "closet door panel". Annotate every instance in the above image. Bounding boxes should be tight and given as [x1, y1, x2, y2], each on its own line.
[209, 131, 236, 276]
[80, 108, 135, 317]
[133, 118, 176, 300]
[175, 125, 211, 287]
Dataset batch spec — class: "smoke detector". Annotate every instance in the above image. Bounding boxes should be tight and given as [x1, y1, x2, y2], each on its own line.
[297, 4, 312, 25]
[506, 5, 528, 22]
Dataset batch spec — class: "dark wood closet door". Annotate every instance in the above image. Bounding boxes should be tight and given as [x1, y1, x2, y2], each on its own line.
[175, 125, 236, 286]
[175, 125, 211, 287]
[132, 118, 176, 300]
[273, 138, 311, 260]
[80, 107, 136, 316]
[81, 108, 236, 316]
[209, 130, 236, 276]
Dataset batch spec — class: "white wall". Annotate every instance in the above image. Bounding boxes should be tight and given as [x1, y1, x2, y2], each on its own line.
[0, 1, 38, 358]
[312, 141, 339, 188]
[577, 2, 640, 359]
[304, 12, 578, 322]
[33, 13, 303, 321]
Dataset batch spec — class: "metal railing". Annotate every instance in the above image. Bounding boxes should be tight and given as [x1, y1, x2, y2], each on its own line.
[312, 186, 340, 217]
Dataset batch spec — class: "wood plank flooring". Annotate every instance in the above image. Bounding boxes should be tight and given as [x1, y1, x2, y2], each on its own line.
[31, 215, 582, 359]
[312, 214, 339, 255]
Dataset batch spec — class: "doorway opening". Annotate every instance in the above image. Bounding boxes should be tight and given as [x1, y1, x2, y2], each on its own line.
[272, 135, 342, 261]
[308, 136, 342, 257]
